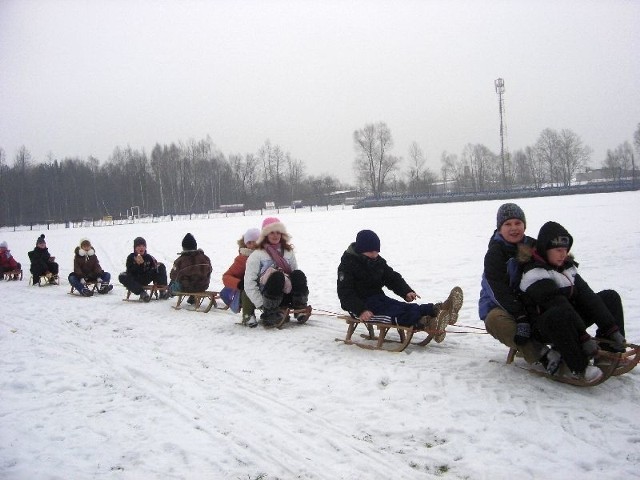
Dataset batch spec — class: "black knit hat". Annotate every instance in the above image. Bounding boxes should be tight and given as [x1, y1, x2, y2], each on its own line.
[355, 230, 381, 254]
[133, 237, 146, 248]
[496, 203, 526, 229]
[182, 233, 197, 250]
[36, 234, 46, 246]
[537, 221, 573, 256]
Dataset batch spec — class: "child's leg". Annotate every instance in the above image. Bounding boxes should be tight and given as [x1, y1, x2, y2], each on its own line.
[535, 306, 589, 373]
[597, 289, 625, 337]
[485, 308, 546, 364]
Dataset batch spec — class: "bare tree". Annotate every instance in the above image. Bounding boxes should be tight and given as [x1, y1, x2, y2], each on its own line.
[535, 128, 561, 185]
[353, 122, 398, 198]
[556, 129, 591, 186]
[407, 141, 425, 194]
[440, 151, 457, 194]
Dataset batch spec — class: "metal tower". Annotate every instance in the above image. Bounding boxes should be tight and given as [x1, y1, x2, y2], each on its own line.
[495, 78, 508, 188]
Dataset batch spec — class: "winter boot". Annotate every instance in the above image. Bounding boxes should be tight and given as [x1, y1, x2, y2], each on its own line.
[539, 347, 563, 375]
[140, 291, 151, 303]
[80, 286, 94, 297]
[98, 283, 113, 294]
[291, 292, 309, 323]
[434, 286, 464, 326]
[261, 294, 285, 327]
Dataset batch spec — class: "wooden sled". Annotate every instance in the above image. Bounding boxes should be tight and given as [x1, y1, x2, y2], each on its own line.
[506, 347, 621, 387]
[335, 315, 435, 352]
[263, 306, 313, 329]
[594, 340, 640, 377]
[29, 274, 60, 286]
[123, 284, 168, 301]
[172, 291, 228, 313]
[3, 269, 23, 281]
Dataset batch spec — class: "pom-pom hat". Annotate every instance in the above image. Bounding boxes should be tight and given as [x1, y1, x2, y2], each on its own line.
[36, 234, 46, 246]
[257, 217, 290, 244]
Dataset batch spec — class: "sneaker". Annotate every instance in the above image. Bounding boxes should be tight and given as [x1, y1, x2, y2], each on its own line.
[98, 284, 113, 294]
[540, 348, 562, 375]
[80, 287, 94, 297]
[140, 291, 151, 303]
[158, 289, 171, 300]
[434, 286, 464, 325]
[244, 314, 258, 328]
[187, 296, 195, 305]
[571, 366, 604, 383]
[420, 315, 447, 342]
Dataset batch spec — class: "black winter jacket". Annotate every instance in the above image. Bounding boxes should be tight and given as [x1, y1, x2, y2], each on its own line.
[125, 252, 160, 277]
[28, 247, 55, 275]
[337, 243, 412, 316]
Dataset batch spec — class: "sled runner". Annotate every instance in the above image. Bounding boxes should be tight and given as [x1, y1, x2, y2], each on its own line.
[3, 269, 22, 281]
[29, 274, 59, 286]
[123, 284, 169, 302]
[335, 315, 435, 352]
[506, 338, 640, 387]
[172, 291, 228, 313]
[262, 306, 313, 329]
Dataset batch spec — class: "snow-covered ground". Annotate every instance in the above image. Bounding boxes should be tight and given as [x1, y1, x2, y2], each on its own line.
[1, 192, 639, 480]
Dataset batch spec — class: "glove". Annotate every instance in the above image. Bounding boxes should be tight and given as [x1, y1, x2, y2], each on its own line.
[514, 322, 531, 345]
[237, 280, 244, 291]
[80, 278, 86, 285]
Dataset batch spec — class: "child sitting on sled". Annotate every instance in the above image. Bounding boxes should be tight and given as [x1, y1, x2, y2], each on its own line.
[518, 221, 626, 382]
[244, 217, 310, 327]
[337, 229, 463, 343]
[68, 238, 113, 296]
[28, 234, 59, 285]
[0, 240, 22, 280]
[168, 233, 212, 302]
[221, 227, 260, 327]
[118, 237, 169, 302]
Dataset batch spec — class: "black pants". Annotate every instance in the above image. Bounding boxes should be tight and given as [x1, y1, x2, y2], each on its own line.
[262, 269, 308, 307]
[119, 264, 168, 295]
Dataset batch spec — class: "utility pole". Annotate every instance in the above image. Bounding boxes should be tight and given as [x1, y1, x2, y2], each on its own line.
[495, 78, 507, 189]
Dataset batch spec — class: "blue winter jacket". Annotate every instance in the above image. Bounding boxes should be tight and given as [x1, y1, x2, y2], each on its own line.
[478, 231, 535, 321]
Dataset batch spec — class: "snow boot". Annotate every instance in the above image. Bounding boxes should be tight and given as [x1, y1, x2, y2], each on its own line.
[261, 294, 284, 327]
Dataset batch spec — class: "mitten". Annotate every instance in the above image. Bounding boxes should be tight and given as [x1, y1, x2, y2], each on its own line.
[514, 321, 531, 345]
[237, 280, 244, 291]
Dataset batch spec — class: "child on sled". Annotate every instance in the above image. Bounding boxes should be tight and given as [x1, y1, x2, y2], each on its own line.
[168, 233, 212, 303]
[337, 229, 463, 343]
[0, 241, 22, 280]
[119, 237, 170, 302]
[518, 221, 626, 382]
[244, 217, 310, 327]
[68, 238, 113, 296]
[221, 228, 260, 327]
[28, 234, 59, 285]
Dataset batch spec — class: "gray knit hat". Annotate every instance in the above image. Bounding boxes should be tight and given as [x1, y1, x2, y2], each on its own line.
[496, 203, 526, 229]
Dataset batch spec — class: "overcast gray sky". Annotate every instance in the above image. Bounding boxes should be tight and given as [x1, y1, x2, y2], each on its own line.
[1, 0, 638, 182]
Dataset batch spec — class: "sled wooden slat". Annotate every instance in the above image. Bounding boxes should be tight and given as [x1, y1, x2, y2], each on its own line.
[3, 269, 23, 281]
[124, 284, 168, 301]
[172, 291, 228, 313]
[335, 315, 434, 353]
[69, 281, 99, 295]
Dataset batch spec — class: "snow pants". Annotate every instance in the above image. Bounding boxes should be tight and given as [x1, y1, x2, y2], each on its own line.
[118, 263, 168, 295]
[364, 293, 436, 328]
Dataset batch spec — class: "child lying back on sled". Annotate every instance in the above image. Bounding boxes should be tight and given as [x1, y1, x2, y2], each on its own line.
[518, 221, 626, 382]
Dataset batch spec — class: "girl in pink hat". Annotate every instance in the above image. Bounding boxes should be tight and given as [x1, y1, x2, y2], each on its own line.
[244, 217, 309, 327]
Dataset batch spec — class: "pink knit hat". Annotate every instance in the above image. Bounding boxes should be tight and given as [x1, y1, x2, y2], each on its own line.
[257, 217, 290, 244]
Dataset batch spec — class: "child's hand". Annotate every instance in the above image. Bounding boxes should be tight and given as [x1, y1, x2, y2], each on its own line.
[405, 292, 419, 302]
[134, 254, 144, 265]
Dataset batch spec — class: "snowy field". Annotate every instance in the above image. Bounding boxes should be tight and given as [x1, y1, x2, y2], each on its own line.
[1, 192, 639, 480]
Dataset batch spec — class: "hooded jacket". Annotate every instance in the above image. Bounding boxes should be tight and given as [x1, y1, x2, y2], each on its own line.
[170, 249, 212, 292]
[73, 246, 104, 280]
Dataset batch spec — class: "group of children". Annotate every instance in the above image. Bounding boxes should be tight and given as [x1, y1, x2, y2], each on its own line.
[1, 203, 629, 383]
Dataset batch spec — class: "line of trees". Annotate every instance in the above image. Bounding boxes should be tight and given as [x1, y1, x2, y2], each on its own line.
[0, 138, 350, 227]
[2, 123, 638, 226]
[354, 122, 639, 197]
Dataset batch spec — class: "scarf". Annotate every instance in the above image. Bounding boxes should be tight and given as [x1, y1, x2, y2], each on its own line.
[264, 244, 292, 274]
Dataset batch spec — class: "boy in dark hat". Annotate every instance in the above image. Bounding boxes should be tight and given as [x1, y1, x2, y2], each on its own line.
[337, 229, 463, 342]
[518, 221, 626, 382]
[118, 237, 169, 302]
[168, 233, 212, 297]
[28, 234, 59, 285]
